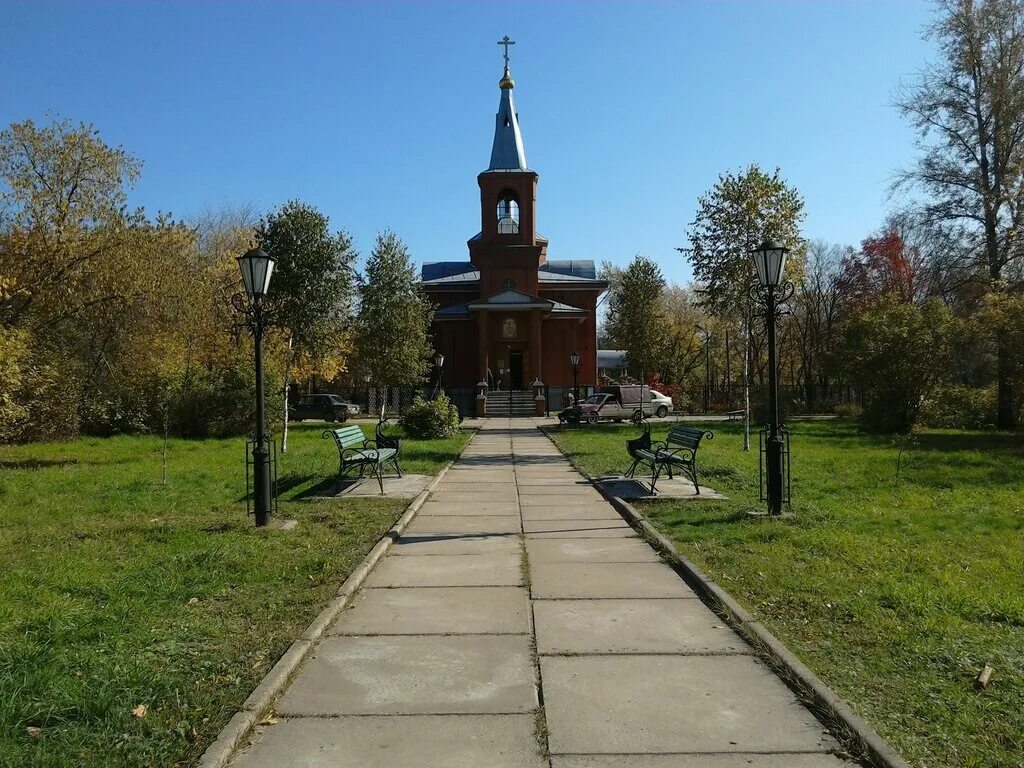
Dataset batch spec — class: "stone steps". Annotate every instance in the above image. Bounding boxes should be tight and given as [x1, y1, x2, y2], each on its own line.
[485, 390, 535, 417]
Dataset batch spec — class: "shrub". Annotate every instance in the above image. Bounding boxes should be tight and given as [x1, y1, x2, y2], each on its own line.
[841, 295, 955, 434]
[834, 402, 864, 420]
[920, 386, 996, 429]
[0, 331, 80, 443]
[399, 392, 461, 439]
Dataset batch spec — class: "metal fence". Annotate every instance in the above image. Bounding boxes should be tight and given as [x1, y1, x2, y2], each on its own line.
[293, 385, 478, 419]
[693, 383, 861, 415]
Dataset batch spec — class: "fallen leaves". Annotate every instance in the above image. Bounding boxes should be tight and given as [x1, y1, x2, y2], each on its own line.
[132, 704, 147, 718]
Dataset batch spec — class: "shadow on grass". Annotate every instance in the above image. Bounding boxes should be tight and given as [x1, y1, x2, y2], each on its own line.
[913, 431, 1024, 454]
[0, 458, 81, 470]
[292, 477, 341, 500]
[642, 501, 751, 529]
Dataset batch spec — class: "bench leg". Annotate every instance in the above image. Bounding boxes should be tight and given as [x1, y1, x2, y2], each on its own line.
[392, 457, 403, 477]
[375, 463, 385, 495]
[649, 463, 662, 494]
[625, 458, 641, 478]
[689, 460, 700, 494]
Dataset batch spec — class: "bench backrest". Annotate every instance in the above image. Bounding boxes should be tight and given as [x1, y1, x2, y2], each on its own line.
[327, 425, 366, 449]
[666, 425, 712, 451]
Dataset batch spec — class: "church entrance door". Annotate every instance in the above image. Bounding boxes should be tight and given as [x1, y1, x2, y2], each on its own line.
[509, 350, 524, 390]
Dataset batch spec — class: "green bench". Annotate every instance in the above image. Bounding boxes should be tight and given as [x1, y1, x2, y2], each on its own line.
[322, 424, 402, 494]
[626, 423, 713, 494]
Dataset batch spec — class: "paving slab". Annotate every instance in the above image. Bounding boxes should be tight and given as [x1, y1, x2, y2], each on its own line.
[405, 515, 521, 535]
[525, 537, 662, 563]
[278, 635, 537, 715]
[534, 599, 749, 654]
[333, 587, 529, 635]
[520, 505, 623, 520]
[518, 493, 605, 505]
[232, 715, 546, 768]
[315, 473, 432, 499]
[530, 562, 694, 599]
[418, 501, 519, 516]
[523, 519, 637, 538]
[431, 490, 520, 502]
[551, 756, 856, 768]
[441, 480, 518, 489]
[444, 470, 516, 479]
[391, 533, 520, 556]
[515, 477, 592, 486]
[364, 553, 522, 587]
[541, 655, 837, 755]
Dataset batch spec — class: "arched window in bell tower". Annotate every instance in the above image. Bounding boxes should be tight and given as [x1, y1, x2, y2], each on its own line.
[497, 191, 520, 234]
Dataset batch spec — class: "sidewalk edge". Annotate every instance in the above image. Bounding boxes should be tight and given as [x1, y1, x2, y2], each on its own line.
[195, 432, 471, 768]
[536, 423, 910, 768]
[604, 494, 912, 768]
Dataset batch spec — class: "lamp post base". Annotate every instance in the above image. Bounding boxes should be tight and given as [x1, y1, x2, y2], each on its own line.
[264, 518, 299, 532]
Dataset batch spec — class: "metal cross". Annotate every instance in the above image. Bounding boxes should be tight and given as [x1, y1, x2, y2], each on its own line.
[497, 35, 515, 67]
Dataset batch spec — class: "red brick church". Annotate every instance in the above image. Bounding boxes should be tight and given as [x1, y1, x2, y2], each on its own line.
[422, 46, 606, 411]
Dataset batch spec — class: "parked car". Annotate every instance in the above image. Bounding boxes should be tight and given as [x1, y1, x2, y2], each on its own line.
[649, 389, 673, 418]
[288, 394, 359, 423]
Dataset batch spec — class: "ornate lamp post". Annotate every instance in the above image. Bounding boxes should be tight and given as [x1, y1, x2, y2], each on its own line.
[433, 352, 445, 399]
[749, 240, 793, 517]
[235, 247, 276, 527]
[569, 352, 581, 407]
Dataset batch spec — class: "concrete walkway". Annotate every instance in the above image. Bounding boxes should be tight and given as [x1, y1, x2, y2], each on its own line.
[228, 419, 858, 767]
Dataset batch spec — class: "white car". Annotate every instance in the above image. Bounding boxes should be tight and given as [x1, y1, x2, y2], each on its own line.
[648, 389, 673, 418]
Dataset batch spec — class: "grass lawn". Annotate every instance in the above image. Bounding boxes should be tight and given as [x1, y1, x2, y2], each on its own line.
[0, 421, 471, 768]
[546, 419, 1024, 768]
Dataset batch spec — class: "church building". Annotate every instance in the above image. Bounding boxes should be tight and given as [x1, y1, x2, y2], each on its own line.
[421, 44, 606, 411]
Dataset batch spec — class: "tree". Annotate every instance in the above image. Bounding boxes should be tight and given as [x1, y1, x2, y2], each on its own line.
[255, 201, 356, 451]
[842, 295, 956, 433]
[353, 231, 433, 404]
[687, 165, 805, 317]
[686, 165, 805, 447]
[603, 255, 666, 377]
[656, 286, 709, 399]
[0, 116, 142, 329]
[896, 0, 1024, 427]
[838, 224, 930, 308]
[790, 240, 847, 407]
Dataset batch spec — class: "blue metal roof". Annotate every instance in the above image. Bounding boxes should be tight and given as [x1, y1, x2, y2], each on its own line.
[540, 260, 598, 280]
[422, 262, 475, 281]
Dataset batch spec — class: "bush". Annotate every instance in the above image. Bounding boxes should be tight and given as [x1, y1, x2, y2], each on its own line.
[173, 364, 284, 439]
[399, 392, 461, 439]
[841, 295, 955, 434]
[920, 386, 996, 429]
[834, 402, 863, 420]
[0, 331, 80, 443]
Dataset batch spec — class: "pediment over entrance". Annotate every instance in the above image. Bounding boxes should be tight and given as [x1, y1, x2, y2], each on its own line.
[467, 289, 553, 311]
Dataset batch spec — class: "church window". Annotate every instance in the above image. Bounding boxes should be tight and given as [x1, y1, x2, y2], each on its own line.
[497, 191, 520, 234]
[502, 318, 517, 338]
[503, 278, 516, 290]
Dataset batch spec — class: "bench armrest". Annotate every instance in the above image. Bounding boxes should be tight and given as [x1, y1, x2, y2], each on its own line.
[341, 446, 372, 462]
[658, 446, 696, 462]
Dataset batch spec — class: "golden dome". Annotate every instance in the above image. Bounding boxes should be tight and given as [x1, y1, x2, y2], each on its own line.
[499, 66, 515, 90]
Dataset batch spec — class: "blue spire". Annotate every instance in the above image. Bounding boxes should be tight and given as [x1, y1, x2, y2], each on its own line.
[487, 65, 529, 171]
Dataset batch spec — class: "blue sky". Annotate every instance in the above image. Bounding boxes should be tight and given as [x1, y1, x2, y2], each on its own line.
[1, 1, 935, 285]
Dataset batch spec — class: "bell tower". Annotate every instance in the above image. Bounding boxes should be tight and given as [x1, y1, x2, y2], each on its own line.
[469, 37, 547, 296]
